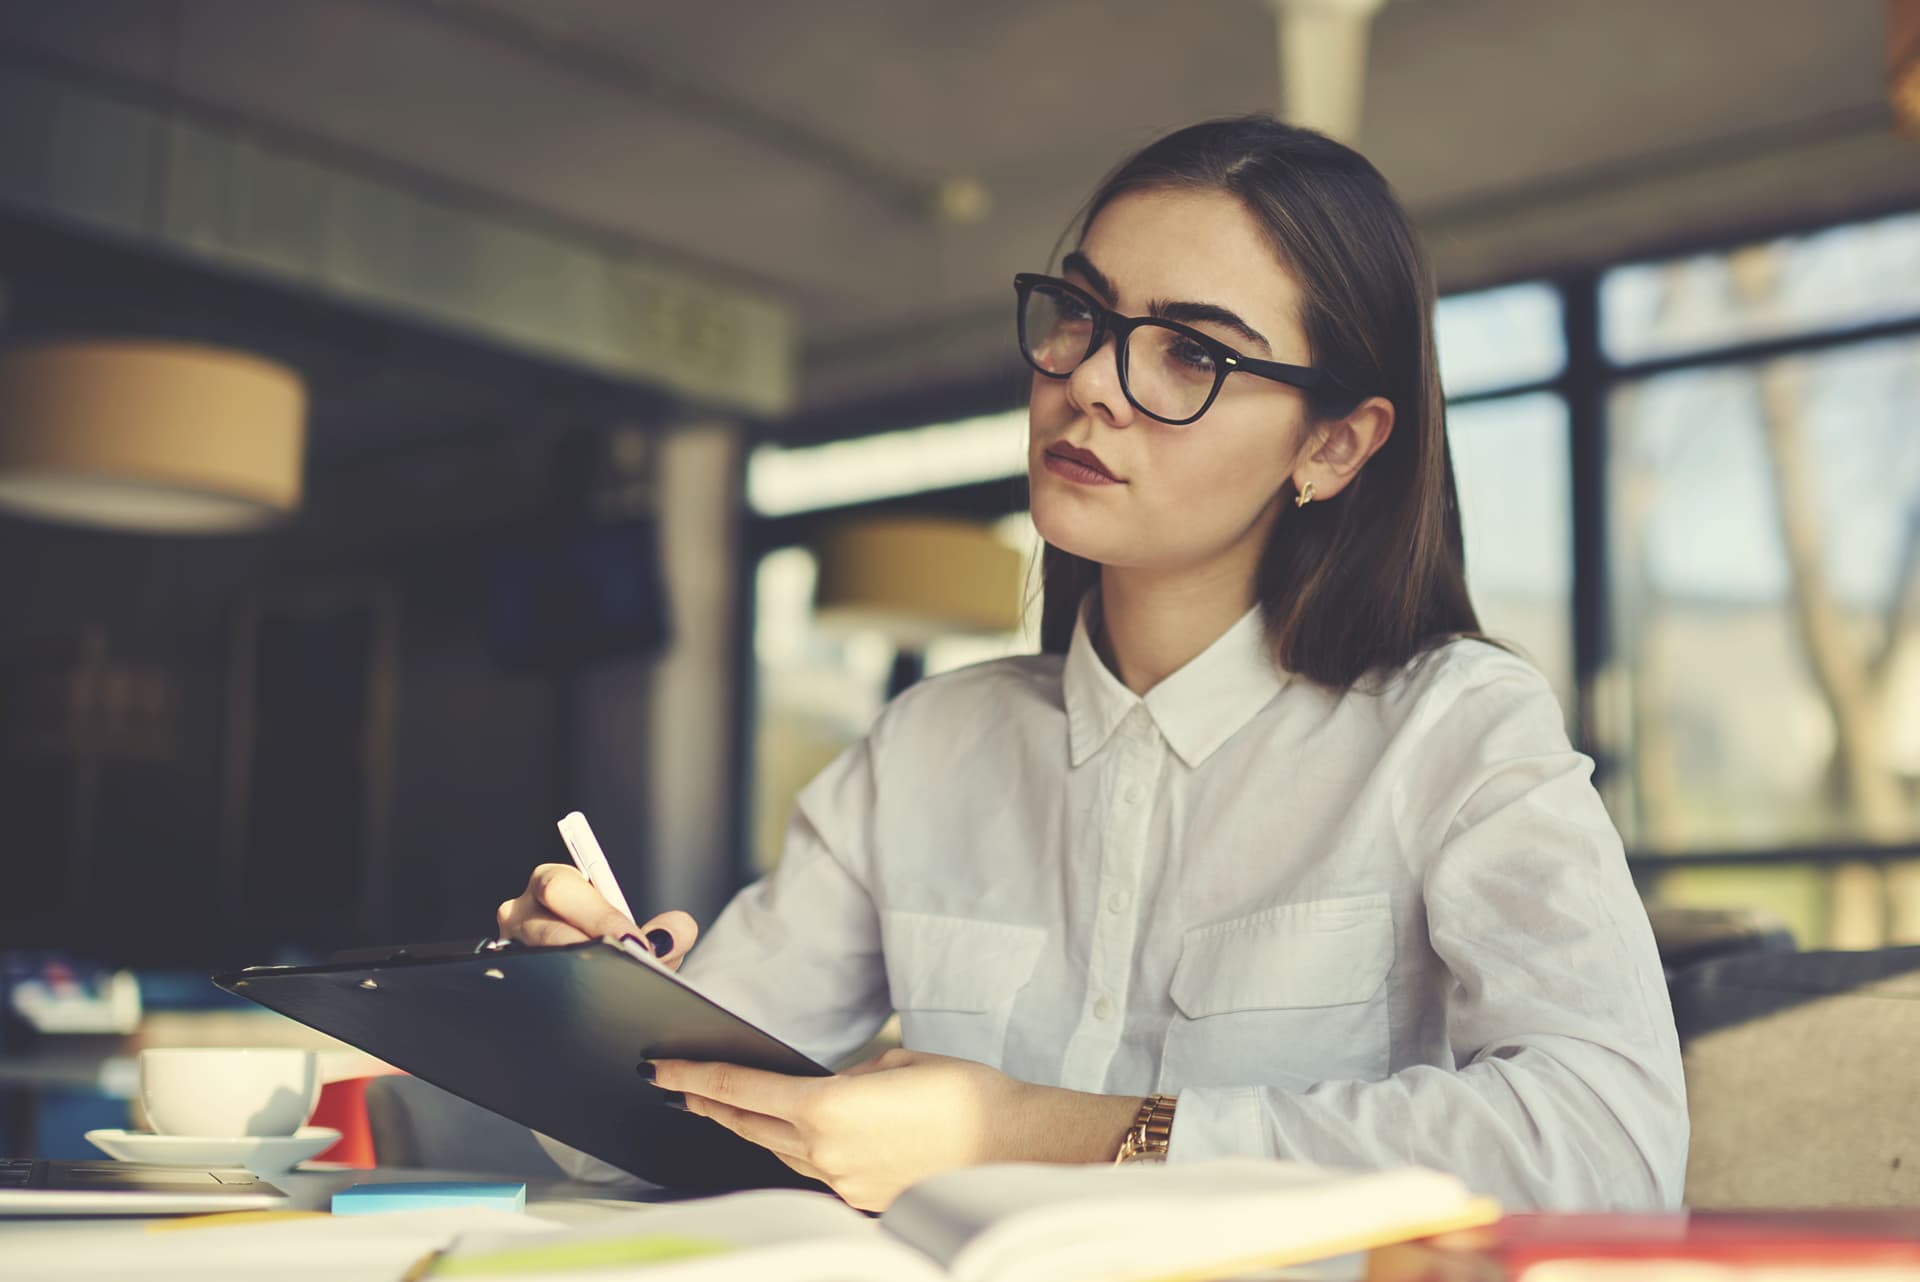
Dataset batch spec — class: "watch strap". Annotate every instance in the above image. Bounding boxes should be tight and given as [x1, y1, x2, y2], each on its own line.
[1113, 1093, 1177, 1164]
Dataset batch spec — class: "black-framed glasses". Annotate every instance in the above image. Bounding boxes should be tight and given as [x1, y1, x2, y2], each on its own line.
[1013, 272, 1332, 425]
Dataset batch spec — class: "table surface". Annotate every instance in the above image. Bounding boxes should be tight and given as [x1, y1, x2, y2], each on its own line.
[0, 1163, 1365, 1282]
[0, 1163, 683, 1282]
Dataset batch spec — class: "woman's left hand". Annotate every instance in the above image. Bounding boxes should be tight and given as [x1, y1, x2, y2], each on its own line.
[648, 1048, 1137, 1212]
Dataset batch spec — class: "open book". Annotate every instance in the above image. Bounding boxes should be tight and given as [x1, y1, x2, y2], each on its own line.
[423, 1159, 1499, 1282]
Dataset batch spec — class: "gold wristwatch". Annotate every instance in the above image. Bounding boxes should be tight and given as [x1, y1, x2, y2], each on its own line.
[1113, 1093, 1177, 1164]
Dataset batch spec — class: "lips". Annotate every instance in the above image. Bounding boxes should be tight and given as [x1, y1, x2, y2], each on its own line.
[1045, 442, 1119, 482]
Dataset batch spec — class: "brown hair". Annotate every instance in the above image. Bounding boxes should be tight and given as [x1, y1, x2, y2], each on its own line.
[1038, 114, 1484, 689]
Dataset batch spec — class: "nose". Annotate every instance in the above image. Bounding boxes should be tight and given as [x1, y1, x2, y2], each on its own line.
[1065, 332, 1135, 429]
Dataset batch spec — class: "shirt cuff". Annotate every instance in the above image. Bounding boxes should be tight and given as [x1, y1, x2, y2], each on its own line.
[1166, 1085, 1266, 1162]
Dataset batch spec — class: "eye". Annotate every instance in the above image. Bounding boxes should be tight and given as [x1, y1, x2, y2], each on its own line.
[1048, 288, 1094, 323]
[1168, 334, 1216, 375]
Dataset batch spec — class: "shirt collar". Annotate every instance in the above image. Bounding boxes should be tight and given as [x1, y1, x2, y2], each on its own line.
[1063, 593, 1288, 770]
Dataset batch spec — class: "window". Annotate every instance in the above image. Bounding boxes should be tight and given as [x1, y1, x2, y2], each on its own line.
[1437, 282, 1574, 712]
[1599, 213, 1920, 948]
[749, 546, 889, 873]
[1436, 282, 1565, 397]
[747, 520, 1036, 874]
[1449, 392, 1574, 710]
[739, 206, 1920, 947]
[747, 409, 1026, 517]
[1603, 335, 1920, 851]
[1601, 210, 1920, 364]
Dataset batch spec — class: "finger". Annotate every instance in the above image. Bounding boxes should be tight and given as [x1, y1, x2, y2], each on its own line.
[514, 911, 593, 947]
[681, 1093, 807, 1160]
[634, 910, 700, 969]
[650, 1060, 817, 1120]
[530, 863, 638, 939]
[496, 893, 592, 947]
[497, 885, 585, 945]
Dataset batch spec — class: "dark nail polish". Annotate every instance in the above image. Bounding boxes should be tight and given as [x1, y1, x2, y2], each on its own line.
[659, 1090, 688, 1111]
[645, 928, 674, 957]
[635, 1061, 656, 1083]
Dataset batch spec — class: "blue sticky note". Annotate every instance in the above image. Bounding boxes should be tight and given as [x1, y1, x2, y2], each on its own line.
[331, 1181, 526, 1215]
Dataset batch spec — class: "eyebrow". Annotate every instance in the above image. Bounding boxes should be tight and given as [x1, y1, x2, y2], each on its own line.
[1061, 250, 1273, 356]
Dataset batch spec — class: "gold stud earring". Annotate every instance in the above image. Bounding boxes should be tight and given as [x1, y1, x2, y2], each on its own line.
[1294, 480, 1316, 508]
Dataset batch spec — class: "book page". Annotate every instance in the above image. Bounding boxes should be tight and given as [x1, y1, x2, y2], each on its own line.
[883, 1158, 1341, 1262]
[432, 1188, 946, 1282]
[882, 1159, 1494, 1282]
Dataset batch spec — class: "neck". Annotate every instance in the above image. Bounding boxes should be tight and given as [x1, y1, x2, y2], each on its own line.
[1095, 556, 1259, 696]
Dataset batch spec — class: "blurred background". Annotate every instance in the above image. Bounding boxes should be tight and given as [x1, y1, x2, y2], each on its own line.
[0, 0, 1915, 1157]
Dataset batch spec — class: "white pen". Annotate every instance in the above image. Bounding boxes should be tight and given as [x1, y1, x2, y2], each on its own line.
[556, 810, 638, 929]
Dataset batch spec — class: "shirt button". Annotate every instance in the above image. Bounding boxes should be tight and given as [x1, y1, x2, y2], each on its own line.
[1093, 996, 1115, 1021]
[1122, 783, 1144, 804]
[1106, 890, 1131, 914]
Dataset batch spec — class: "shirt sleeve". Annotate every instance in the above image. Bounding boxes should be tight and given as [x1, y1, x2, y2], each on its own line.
[676, 734, 894, 1069]
[1167, 654, 1689, 1212]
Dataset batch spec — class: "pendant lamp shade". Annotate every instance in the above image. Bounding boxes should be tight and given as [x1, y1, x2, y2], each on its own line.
[1897, 0, 1920, 134]
[812, 517, 1024, 647]
[0, 340, 306, 532]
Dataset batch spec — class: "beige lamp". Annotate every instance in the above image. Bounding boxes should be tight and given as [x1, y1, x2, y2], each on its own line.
[812, 517, 1025, 652]
[0, 339, 306, 532]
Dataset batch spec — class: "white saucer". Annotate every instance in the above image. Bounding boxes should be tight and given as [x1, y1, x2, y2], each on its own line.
[85, 1126, 342, 1176]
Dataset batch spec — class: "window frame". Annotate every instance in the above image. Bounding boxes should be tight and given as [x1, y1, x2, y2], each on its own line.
[1569, 204, 1920, 869]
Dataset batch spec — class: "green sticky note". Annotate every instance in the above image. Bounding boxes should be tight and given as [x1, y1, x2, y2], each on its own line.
[431, 1235, 733, 1276]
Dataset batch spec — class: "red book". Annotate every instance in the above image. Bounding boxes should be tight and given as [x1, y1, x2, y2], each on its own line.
[1368, 1211, 1920, 1280]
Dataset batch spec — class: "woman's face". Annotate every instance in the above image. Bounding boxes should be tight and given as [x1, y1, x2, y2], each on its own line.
[1027, 187, 1317, 581]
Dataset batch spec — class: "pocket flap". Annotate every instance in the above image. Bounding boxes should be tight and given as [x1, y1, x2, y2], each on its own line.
[883, 911, 1047, 1013]
[1170, 894, 1394, 1016]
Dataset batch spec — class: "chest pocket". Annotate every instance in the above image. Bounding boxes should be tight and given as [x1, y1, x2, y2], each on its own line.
[883, 911, 1046, 1068]
[1160, 893, 1395, 1092]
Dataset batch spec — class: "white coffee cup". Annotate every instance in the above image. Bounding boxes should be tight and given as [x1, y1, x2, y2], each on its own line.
[138, 1048, 320, 1138]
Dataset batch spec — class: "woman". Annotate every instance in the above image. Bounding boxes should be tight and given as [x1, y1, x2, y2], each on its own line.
[498, 115, 1687, 1213]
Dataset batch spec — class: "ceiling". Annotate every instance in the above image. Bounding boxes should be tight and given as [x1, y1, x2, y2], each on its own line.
[0, 0, 1912, 421]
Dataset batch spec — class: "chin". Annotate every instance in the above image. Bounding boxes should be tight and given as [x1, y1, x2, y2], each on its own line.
[1031, 491, 1116, 567]
[1027, 488, 1076, 554]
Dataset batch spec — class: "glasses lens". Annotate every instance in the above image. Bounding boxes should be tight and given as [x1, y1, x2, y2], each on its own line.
[1021, 283, 1096, 376]
[1125, 323, 1219, 422]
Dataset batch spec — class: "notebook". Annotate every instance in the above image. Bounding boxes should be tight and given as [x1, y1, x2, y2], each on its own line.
[420, 1158, 1500, 1282]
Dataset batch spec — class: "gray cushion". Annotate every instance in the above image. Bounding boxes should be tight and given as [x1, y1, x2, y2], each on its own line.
[1672, 947, 1920, 1208]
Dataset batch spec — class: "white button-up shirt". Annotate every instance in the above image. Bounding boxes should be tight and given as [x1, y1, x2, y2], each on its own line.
[679, 603, 1687, 1211]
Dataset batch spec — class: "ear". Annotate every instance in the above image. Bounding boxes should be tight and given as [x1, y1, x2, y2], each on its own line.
[1294, 396, 1395, 502]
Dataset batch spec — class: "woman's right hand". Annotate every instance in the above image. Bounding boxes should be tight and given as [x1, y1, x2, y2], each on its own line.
[495, 864, 700, 970]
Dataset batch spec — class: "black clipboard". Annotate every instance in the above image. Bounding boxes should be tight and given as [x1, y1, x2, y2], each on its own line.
[212, 938, 830, 1194]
